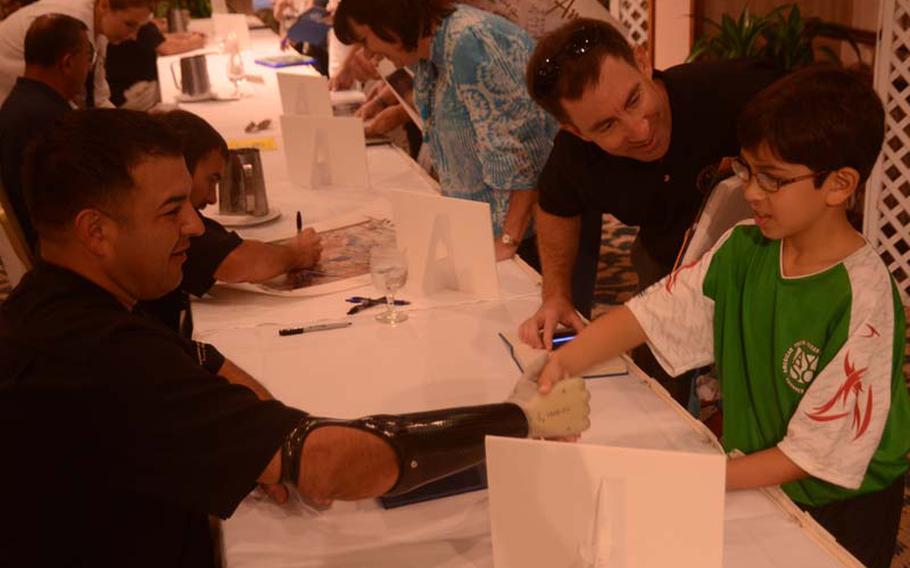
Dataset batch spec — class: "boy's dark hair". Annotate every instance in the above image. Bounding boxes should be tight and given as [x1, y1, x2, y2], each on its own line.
[737, 65, 885, 188]
[156, 110, 229, 174]
[334, 0, 455, 52]
[24, 14, 88, 68]
[527, 18, 635, 124]
[24, 109, 184, 235]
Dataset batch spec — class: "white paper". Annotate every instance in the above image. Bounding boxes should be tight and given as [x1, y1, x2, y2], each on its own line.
[387, 190, 499, 300]
[498, 331, 627, 378]
[281, 115, 369, 189]
[486, 437, 725, 568]
[277, 72, 333, 116]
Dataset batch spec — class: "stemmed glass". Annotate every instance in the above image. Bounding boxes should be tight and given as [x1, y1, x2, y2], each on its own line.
[224, 32, 244, 97]
[227, 51, 245, 97]
[369, 246, 408, 324]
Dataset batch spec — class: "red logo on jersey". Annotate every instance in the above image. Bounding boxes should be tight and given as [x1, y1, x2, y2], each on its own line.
[860, 324, 880, 338]
[806, 353, 874, 440]
[665, 260, 699, 294]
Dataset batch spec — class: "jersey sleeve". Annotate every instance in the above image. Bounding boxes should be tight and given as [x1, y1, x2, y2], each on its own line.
[778, 251, 902, 490]
[626, 226, 740, 377]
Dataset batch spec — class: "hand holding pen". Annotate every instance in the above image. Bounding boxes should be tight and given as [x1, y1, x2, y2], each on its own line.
[290, 210, 323, 269]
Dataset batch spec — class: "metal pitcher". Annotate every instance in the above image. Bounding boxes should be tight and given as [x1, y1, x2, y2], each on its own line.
[167, 7, 190, 32]
[218, 148, 269, 216]
[170, 54, 211, 97]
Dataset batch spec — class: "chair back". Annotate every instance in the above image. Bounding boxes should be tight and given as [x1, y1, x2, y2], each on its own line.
[0, 180, 34, 288]
[675, 177, 752, 269]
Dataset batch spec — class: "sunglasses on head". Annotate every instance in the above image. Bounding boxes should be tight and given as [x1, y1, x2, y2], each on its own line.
[533, 26, 608, 98]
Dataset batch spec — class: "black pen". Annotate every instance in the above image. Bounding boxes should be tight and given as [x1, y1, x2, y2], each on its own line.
[279, 321, 351, 336]
[296, 210, 302, 233]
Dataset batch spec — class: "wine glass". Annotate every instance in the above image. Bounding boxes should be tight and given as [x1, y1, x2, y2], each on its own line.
[370, 246, 408, 324]
[227, 52, 245, 97]
[224, 32, 244, 97]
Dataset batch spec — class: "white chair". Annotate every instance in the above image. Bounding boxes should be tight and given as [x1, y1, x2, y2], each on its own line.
[0, 181, 33, 289]
[675, 176, 752, 269]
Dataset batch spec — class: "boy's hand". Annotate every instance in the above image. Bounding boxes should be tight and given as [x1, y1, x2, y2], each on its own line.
[537, 352, 570, 395]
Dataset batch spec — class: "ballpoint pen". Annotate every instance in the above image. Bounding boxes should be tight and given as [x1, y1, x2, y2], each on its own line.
[278, 321, 351, 336]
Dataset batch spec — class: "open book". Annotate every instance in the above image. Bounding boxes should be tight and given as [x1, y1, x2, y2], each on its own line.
[498, 332, 627, 378]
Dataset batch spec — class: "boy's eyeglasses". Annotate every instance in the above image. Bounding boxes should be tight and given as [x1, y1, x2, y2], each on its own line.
[730, 156, 828, 193]
[533, 26, 606, 97]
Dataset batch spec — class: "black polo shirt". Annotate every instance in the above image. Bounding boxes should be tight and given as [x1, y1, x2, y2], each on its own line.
[0, 77, 72, 249]
[539, 59, 780, 271]
[0, 263, 305, 567]
[106, 22, 165, 107]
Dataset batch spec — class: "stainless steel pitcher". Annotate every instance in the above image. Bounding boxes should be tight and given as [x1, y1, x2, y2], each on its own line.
[167, 7, 190, 33]
[170, 54, 211, 97]
[218, 148, 270, 216]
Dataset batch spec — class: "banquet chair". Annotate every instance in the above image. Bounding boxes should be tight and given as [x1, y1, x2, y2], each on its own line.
[0, 179, 34, 288]
[673, 175, 751, 271]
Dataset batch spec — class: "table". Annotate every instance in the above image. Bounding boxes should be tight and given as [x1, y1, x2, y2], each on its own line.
[157, 24, 861, 568]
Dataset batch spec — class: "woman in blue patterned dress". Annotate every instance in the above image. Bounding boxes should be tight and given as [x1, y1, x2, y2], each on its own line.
[334, 0, 557, 266]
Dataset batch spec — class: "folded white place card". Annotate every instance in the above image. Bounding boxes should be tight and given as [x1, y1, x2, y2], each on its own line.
[498, 331, 627, 378]
[281, 115, 369, 189]
[486, 437, 725, 568]
[277, 72, 333, 117]
[387, 190, 499, 300]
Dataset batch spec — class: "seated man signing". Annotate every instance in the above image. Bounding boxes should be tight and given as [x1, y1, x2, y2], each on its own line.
[0, 108, 590, 567]
[534, 67, 910, 568]
[142, 109, 322, 333]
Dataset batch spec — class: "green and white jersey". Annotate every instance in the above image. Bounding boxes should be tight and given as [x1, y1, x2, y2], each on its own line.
[627, 222, 910, 507]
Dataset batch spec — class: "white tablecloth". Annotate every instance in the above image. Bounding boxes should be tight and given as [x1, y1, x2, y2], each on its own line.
[164, 23, 860, 568]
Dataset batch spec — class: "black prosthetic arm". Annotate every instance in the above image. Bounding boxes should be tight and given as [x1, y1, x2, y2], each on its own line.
[280, 403, 529, 497]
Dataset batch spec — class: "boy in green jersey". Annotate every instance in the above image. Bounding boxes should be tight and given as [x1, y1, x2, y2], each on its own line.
[533, 65, 910, 568]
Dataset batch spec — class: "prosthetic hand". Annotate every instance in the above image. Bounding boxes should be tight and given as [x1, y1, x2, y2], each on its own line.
[507, 353, 591, 438]
[281, 355, 591, 498]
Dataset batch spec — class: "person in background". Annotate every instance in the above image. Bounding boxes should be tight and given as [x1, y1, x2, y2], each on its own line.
[517, 19, 779, 405]
[139, 110, 323, 334]
[0, 14, 92, 249]
[106, 19, 205, 110]
[0, 0, 154, 107]
[334, 0, 557, 266]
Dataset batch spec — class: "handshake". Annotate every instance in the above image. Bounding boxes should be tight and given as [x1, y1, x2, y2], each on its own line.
[508, 353, 591, 439]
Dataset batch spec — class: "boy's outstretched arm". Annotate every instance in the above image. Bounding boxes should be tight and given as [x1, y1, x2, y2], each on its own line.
[538, 306, 648, 394]
[726, 448, 810, 490]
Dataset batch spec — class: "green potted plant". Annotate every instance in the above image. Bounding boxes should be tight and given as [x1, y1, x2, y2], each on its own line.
[688, 4, 863, 73]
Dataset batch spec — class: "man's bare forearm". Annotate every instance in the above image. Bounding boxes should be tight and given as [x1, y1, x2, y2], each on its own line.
[501, 189, 537, 242]
[214, 241, 295, 284]
[537, 207, 580, 300]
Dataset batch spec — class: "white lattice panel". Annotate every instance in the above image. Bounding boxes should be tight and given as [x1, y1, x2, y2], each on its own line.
[867, 0, 910, 304]
[617, 0, 649, 47]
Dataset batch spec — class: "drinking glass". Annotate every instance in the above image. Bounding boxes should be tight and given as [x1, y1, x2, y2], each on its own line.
[369, 247, 408, 324]
[227, 52, 245, 97]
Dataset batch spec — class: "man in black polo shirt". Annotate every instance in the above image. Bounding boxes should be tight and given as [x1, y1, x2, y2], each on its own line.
[517, 20, 778, 365]
[0, 108, 590, 567]
[0, 13, 91, 248]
